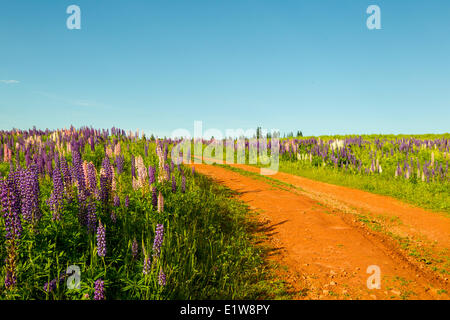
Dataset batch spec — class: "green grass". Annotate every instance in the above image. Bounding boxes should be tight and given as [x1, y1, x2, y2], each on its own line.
[263, 161, 450, 215]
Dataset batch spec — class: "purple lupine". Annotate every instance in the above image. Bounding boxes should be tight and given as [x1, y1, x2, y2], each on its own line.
[78, 191, 88, 227]
[142, 255, 151, 275]
[18, 165, 40, 223]
[96, 221, 106, 257]
[86, 162, 97, 197]
[115, 155, 124, 175]
[148, 165, 155, 185]
[60, 156, 73, 202]
[100, 156, 113, 204]
[1, 175, 22, 289]
[86, 197, 97, 233]
[132, 238, 139, 259]
[158, 268, 166, 286]
[125, 195, 129, 208]
[192, 167, 195, 175]
[5, 269, 16, 289]
[152, 224, 164, 258]
[90, 137, 95, 152]
[94, 279, 105, 300]
[186, 148, 191, 164]
[48, 167, 64, 221]
[181, 175, 186, 193]
[110, 211, 117, 224]
[43, 272, 65, 293]
[165, 164, 171, 180]
[172, 176, 176, 193]
[73, 151, 86, 195]
[130, 154, 136, 179]
[152, 187, 157, 209]
[43, 278, 58, 293]
[113, 195, 120, 207]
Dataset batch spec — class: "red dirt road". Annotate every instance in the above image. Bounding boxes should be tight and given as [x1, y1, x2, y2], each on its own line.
[192, 163, 450, 300]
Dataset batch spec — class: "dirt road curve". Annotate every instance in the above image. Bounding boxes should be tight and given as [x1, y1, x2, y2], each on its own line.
[192, 163, 450, 300]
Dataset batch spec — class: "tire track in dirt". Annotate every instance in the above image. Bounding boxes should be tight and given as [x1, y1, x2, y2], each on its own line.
[192, 163, 449, 300]
[225, 164, 450, 287]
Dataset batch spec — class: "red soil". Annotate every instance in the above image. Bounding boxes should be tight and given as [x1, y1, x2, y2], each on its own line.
[191, 162, 450, 300]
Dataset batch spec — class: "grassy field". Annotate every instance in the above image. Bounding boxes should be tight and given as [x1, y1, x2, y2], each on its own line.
[207, 133, 450, 214]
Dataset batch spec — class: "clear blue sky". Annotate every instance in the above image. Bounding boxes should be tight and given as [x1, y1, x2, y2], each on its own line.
[0, 0, 449, 137]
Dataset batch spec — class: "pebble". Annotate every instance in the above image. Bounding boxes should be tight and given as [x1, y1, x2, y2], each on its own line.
[391, 290, 401, 296]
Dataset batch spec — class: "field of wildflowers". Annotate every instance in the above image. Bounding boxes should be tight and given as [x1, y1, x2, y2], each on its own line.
[0, 127, 271, 300]
[196, 133, 449, 212]
[276, 134, 450, 212]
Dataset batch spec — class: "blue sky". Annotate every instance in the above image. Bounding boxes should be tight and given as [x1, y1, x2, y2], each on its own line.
[0, 0, 449, 137]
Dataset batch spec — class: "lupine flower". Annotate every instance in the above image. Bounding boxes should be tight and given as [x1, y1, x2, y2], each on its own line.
[43, 278, 58, 293]
[73, 151, 86, 195]
[148, 165, 155, 185]
[152, 187, 157, 209]
[114, 142, 121, 156]
[60, 156, 73, 202]
[132, 156, 148, 190]
[192, 167, 195, 175]
[172, 176, 176, 193]
[110, 211, 117, 224]
[181, 175, 186, 193]
[18, 165, 40, 223]
[86, 197, 97, 233]
[105, 146, 113, 158]
[125, 195, 129, 208]
[142, 255, 152, 275]
[132, 238, 139, 259]
[157, 191, 164, 213]
[1, 175, 22, 242]
[165, 164, 171, 181]
[152, 224, 164, 258]
[94, 279, 105, 300]
[113, 195, 120, 207]
[97, 221, 106, 257]
[130, 154, 136, 179]
[86, 162, 98, 197]
[115, 154, 124, 175]
[43, 272, 66, 293]
[158, 268, 166, 286]
[5, 269, 17, 289]
[100, 156, 113, 204]
[48, 167, 64, 220]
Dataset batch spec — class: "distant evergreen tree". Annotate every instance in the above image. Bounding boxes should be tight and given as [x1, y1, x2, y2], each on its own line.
[256, 127, 262, 139]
